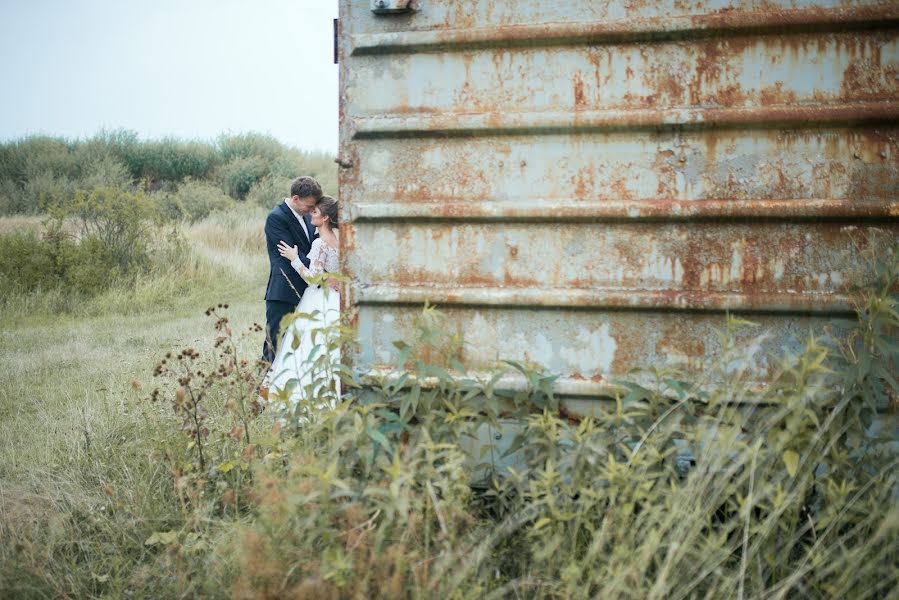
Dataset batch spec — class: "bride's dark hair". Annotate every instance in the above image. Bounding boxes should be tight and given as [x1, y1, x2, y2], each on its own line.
[316, 195, 338, 228]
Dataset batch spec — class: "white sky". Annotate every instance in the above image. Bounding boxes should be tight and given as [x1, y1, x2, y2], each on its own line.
[0, 0, 339, 152]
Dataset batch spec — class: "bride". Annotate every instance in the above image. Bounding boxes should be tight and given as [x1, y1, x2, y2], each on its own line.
[266, 195, 341, 409]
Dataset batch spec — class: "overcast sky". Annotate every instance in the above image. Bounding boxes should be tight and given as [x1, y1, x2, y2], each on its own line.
[0, 0, 339, 152]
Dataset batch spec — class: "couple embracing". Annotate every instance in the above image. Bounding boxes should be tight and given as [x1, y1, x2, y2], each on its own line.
[261, 175, 340, 405]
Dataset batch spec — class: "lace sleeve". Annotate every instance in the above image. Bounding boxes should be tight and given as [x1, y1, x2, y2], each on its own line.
[290, 238, 327, 284]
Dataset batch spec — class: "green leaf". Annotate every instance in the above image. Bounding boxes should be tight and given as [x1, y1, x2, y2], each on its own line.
[366, 428, 392, 453]
[727, 315, 760, 328]
[502, 433, 527, 458]
[664, 378, 688, 400]
[857, 350, 872, 381]
[218, 462, 235, 473]
[449, 357, 467, 374]
[783, 450, 800, 477]
[533, 517, 552, 530]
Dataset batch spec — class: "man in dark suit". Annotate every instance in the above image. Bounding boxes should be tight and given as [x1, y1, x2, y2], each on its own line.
[261, 175, 322, 367]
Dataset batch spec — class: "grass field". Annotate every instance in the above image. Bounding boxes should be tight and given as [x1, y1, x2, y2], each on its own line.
[0, 210, 271, 597]
[1, 209, 897, 598]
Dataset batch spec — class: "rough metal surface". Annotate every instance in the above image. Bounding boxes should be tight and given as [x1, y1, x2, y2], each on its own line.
[338, 0, 899, 399]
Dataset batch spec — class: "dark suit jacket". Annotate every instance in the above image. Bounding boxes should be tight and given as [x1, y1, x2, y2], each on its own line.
[264, 201, 319, 304]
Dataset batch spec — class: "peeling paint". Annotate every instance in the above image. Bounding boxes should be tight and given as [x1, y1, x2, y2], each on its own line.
[559, 324, 617, 375]
[339, 0, 899, 393]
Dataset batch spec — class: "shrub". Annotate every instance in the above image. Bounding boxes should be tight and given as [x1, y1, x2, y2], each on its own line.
[21, 172, 76, 213]
[218, 156, 268, 200]
[0, 179, 25, 215]
[0, 230, 67, 297]
[77, 155, 133, 191]
[0, 142, 24, 184]
[217, 132, 284, 164]
[61, 234, 123, 295]
[48, 186, 164, 272]
[122, 138, 220, 186]
[72, 128, 139, 173]
[159, 179, 235, 222]
[16, 136, 77, 180]
[268, 148, 338, 196]
[245, 174, 293, 208]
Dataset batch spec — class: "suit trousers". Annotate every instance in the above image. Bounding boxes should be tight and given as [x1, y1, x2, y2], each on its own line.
[262, 300, 297, 367]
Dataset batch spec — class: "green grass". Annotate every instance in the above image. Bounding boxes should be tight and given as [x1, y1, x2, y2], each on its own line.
[0, 210, 268, 598]
[1, 210, 896, 599]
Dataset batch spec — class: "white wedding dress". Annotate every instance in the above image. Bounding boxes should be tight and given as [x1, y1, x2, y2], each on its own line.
[266, 236, 340, 410]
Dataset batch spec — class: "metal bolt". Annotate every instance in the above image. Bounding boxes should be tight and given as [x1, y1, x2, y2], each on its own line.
[880, 151, 888, 159]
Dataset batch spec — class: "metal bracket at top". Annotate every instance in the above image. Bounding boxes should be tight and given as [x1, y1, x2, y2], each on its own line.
[371, 0, 420, 15]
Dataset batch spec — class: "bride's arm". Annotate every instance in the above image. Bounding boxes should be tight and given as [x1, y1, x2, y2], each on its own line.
[278, 240, 327, 284]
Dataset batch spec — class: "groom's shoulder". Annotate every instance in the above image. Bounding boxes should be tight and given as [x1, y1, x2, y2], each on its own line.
[266, 201, 287, 221]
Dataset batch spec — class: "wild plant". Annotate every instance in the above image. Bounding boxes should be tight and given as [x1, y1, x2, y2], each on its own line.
[148, 304, 267, 513]
[225, 246, 896, 598]
[61, 243, 893, 599]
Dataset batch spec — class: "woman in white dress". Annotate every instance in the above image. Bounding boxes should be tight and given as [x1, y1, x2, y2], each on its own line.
[266, 195, 341, 409]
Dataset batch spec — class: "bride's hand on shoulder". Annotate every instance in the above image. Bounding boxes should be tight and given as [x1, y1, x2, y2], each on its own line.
[277, 241, 299, 262]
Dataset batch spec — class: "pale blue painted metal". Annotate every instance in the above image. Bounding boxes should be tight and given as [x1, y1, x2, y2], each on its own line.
[338, 0, 899, 404]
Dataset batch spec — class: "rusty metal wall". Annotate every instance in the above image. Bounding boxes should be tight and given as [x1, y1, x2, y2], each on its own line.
[337, 0, 899, 398]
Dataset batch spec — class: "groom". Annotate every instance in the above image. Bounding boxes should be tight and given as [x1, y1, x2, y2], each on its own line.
[261, 175, 322, 366]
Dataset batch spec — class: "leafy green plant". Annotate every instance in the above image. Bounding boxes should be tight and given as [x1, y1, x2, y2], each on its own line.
[158, 178, 235, 222]
[218, 155, 268, 200]
[3, 224, 896, 598]
[48, 186, 165, 273]
[0, 230, 68, 297]
[246, 174, 293, 208]
[222, 252, 897, 598]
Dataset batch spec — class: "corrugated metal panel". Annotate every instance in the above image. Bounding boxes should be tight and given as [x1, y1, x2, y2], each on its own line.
[338, 0, 899, 401]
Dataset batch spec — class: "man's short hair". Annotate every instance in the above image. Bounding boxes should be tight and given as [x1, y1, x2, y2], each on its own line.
[290, 176, 323, 200]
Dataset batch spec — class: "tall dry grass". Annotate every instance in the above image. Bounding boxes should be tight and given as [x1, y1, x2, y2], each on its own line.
[0, 208, 269, 598]
[0, 213, 896, 599]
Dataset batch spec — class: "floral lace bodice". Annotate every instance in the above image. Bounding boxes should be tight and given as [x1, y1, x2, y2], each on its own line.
[290, 237, 339, 284]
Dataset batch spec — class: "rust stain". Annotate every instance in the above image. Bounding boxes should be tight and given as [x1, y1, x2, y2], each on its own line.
[573, 71, 587, 109]
[572, 165, 596, 199]
[342, 1, 899, 384]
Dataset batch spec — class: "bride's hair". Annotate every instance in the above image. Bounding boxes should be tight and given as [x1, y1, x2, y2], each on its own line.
[316, 195, 338, 228]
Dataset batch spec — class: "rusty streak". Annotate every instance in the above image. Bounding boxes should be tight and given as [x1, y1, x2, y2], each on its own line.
[353, 102, 899, 138]
[351, 4, 899, 55]
[356, 285, 855, 315]
[351, 198, 899, 222]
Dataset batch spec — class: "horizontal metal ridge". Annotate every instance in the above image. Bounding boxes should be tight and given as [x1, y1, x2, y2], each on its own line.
[352, 102, 899, 138]
[362, 366, 621, 397]
[350, 4, 899, 55]
[350, 198, 899, 222]
[354, 285, 854, 315]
